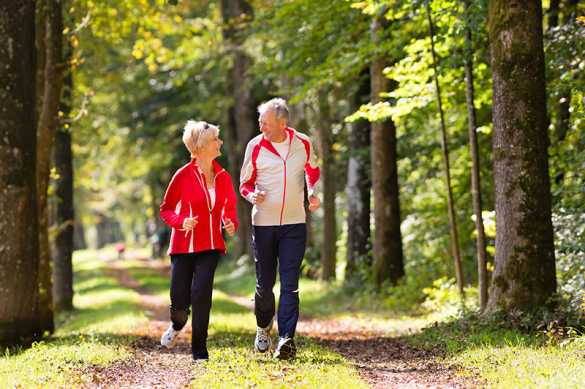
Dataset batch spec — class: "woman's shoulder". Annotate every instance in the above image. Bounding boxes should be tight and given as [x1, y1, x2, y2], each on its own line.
[169, 161, 193, 182]
[213, 163, 236, 185]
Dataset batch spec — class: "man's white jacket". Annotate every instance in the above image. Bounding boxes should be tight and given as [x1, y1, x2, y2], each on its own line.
[240, 127, 320, 226]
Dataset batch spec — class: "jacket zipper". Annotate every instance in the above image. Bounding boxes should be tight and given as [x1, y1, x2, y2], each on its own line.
[193, 166, 220, 250]
[279, 133, 292, 225]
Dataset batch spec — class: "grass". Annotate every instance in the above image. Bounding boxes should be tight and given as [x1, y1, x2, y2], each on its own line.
[3, 248, 583, 388]
[0, 249, 147, 388]
[405, 313, 585, 388]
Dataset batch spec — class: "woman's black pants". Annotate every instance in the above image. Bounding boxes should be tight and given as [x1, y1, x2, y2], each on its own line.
[169, 250, 219, 359]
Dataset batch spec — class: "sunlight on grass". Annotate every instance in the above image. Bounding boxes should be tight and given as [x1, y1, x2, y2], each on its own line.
[407, 314, 585, 389]
[0, 249, 146, 388]
[455, 338, 585, 389]
[193, 337, 366, 389]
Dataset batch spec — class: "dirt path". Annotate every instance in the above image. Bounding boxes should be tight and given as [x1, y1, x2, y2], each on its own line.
[219, 269, 477, 388]
[86, 257, 477, 388]
[80, 259, 194, 389]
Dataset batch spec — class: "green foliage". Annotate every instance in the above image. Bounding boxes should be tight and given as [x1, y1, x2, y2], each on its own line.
[553, 209, 585, 313]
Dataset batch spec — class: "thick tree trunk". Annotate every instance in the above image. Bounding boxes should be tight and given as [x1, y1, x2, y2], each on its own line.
[36, 0, 64, 333]
[346, 72, 371, 281]
[486, 0, 556, 313]
[0, 0, 42, 345]
[345, 69, 372, 281]
[463, 0, 489, 311]
[220, 0, 256, 261]
[52, 52, 74, 312]
[426, 3, 464, 297]
[318, 91, 336, 281]
[371, 13, 405, 287]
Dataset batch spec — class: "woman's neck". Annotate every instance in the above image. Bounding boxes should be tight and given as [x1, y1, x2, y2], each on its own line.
[194, 155, 213, 176]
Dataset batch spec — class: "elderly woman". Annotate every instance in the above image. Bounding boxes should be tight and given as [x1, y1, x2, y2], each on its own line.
[159, 120, 238, 362]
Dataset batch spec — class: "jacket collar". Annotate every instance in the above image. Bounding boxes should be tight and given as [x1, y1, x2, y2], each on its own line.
[190, 158, 225, 178]
[260, 127, 295, 158]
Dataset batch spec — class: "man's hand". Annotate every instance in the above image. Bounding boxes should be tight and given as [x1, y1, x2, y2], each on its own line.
[251, 189, 266, 204]
[308, 195, 320, 212]
[182, 216, 198, 231]
[223, 218, 236, 237]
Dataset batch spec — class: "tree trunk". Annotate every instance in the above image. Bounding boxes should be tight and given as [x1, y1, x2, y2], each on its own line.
[371, 13, 405, 287]
[548, 0, 560, 27]
[345, 73, 372, 281]
[318, 90, 337, 281]
[463, 0, 489, 311]
[486, 0, 556, 313]
[0, 0, 42, 345]
[346, 72, 371, 281]
[36, 0, 64, 334]
[74, 217, 87, 250]
[52, 46, 74, 312]
[426, 2, 465, 297]
[220, 0, 256, 261]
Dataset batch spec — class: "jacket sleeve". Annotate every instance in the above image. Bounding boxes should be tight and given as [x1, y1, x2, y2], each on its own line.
[304, 137, 321, 197]
[159, 171, 187, 230]
[223, 175, 239, 231]
[239, 141, 257, 203]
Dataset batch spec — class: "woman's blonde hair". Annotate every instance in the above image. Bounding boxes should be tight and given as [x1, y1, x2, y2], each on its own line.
[182, 120, 219, 155]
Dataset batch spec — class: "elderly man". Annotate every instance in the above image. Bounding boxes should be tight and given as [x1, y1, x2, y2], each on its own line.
[240, 98, 320, 360]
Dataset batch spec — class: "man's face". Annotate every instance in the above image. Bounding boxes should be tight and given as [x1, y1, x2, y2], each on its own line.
[259, 110, 286, 142]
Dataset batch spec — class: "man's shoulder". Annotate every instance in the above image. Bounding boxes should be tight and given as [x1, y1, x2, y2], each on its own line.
[246, 134, 263, 148]
[290, 128, 312, 143]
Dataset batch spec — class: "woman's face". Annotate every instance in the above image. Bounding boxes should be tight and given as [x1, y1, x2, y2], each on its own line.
[198, 132, 223, 160]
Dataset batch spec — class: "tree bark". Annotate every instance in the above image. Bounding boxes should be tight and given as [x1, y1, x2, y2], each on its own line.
[52, 45, 74, 312]
[548, 0, 560, 27]
[345, 69, 372, 281]
[463, 0, 489, 311]
[36, 0, 64, 334]
[0, 0, 42, 345]
[486, 0, 556, 313]
[426, 2, 464, 297]
[371, 12, 405, 287]
[220, 0, 256, 261]
[346, 72, 371, 281]
[317, 91, 336, 281]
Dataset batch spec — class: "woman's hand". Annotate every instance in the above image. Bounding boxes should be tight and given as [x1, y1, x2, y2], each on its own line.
[223, 218, 236, 237]
[182, 216, 198, 231]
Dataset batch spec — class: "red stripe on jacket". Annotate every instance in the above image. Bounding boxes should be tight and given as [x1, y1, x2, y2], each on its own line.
[160, 159, 239, 255]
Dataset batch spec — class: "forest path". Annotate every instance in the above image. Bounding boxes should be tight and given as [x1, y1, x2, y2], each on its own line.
[82, 255, 477, 388]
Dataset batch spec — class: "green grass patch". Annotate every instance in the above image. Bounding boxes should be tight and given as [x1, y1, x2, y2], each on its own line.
[0, 249, 147, 388]
[406, 314, 585, 388]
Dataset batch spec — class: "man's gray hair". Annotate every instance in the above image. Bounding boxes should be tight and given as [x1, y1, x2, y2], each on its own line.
[258, 98, 289, 122]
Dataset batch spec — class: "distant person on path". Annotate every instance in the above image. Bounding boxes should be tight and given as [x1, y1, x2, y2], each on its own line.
[159, 120, 238, 362]
[240, 98, 321, 360]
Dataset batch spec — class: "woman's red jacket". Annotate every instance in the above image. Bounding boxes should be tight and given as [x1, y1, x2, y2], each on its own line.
[160, 159, 239, 255]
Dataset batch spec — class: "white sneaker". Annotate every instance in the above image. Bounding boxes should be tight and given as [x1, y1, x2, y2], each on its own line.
[254, 321, 273, 353]
[160, 324, 180, 348]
